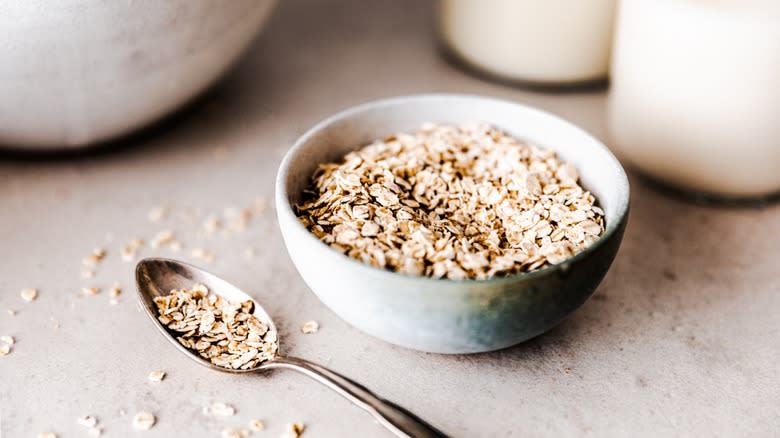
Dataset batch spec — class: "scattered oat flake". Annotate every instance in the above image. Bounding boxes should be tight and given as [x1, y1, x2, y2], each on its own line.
[148, 206, 167, 223]
[221, 428, 242, 438]
[191, 248, 215, 263]
[82, 256, 99, 266]
[88, 427, 102, 437]
[284, 422, 305, 438]
[53, 323, 61, 329]
[21, 288, 38, 302]
[148, 370, 166, 382]
[120, 245, 135, 262]
[169, 241, 183, 252]
[132, 412, 156, 430]
[122, 238, 145, 261]
[83, 287, 100, 296]
[210, 402, 236, 417]
[109, 298, 120, 305]
[151, 230, 174, 248]
[1, 336, 14, 345]
[81, 269, 96, 278]
[249, 420, 265, 431]
[300, 321, 319, 334]
[7, 309, 16, 316]
[77, 415, 98, 428]
[0, 344, 10, 356]
[38, 433, 57, 438]
[110, 284, 122, 297]
[244, 248, 256, 259]
[83, 249, 107, 266]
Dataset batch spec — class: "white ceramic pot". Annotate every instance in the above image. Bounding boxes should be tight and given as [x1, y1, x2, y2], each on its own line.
[0, 0, 276, 149]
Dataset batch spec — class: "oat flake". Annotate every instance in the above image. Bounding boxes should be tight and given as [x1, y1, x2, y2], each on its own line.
[82, 287, 100, 296]
[249, 419, 265, 431]
[110, 284, 122, 297]
[300, 321, 319, 334]
[221, 429, 238, 438]
[77, 415, 98, 428]
[21, 288, 38, 302]
[151, 230, 174, 248]
[284, 422, 305, 438]
[191, 248, 215, 263]
[296, 123, 605, 280]
[148, 370, 166, 382]
[154, 284, 278, 371]
[210, 402, 236, 417]
[132, 411, 156, 430]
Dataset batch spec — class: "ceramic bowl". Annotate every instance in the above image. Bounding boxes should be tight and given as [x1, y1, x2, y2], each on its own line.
[0, 0, 276, 149]
[276, 94, 629, 354]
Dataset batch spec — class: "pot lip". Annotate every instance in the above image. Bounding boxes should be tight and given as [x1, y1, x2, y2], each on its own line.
[275, 93, 630, 287]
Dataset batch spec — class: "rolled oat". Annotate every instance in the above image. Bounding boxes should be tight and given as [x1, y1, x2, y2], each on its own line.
[209, 402, 236, 417]
[77, 415, 98, 428]
[132, 412, 156, 430]
[21, 288, 38, 302]
[296, 123, 605, 280]
[148, 370, 166, 382]
[284, 422, 305, 438]
[153, 284, 278, 370]
[300, 321, 319, 334]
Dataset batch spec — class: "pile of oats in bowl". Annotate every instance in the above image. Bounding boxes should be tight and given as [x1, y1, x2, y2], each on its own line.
[296, 123, 605, 280]
[154, 284, 278, 370]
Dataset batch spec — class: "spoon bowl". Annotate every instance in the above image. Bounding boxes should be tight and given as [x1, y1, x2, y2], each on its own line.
[135, 257, 447, 437]
[136, 257, 278, 374]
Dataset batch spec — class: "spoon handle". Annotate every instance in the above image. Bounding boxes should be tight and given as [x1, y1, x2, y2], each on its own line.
[265, 356, 448, 438]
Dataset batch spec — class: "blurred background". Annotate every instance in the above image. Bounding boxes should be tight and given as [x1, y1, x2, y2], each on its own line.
[0, 0, 778, 437]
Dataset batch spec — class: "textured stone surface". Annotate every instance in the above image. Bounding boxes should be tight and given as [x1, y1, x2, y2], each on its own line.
[0, 0, 777, 436]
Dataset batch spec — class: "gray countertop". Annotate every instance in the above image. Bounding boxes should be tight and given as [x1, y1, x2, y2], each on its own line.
[1, 0, 778, 436]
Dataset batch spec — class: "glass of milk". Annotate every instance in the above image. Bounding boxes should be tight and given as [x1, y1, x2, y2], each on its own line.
[608, 0, 780, 200]
[437, 0, 617, 86]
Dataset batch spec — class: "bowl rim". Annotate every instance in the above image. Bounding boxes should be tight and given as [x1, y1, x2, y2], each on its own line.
[275, 93, 630, 286]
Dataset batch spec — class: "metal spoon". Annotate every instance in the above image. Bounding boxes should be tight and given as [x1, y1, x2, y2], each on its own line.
[135, 258, 447, 438]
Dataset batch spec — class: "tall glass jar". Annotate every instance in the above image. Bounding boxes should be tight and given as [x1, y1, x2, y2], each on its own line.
[437, 0, 617, 86]
[608, 0, 780, 199]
